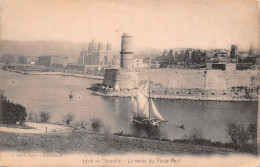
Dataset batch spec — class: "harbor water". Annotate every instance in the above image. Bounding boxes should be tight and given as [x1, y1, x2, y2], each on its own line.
[0, 70, 257, 142]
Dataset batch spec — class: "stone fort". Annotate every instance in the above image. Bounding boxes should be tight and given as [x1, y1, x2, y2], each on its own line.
[100, 33, 258, 100]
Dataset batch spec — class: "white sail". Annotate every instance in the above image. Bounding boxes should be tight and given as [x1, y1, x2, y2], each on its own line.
[140, 81, 149, 97]
[150, 99, 164, 121]
[131, 96, 137, 114]
[136, 90, 149, 118]
[135, 77, 165, 120]
[132, 77, 167, 125]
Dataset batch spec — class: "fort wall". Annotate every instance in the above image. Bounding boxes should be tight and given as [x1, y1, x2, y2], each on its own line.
[137, 69, 258, 91]
[102, 69, 138, 90]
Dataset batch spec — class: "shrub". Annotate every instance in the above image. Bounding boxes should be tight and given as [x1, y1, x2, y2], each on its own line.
[27, 112, 40, 122]
[146, 125, 161, 138]
[102, 125, 111, 135]
[39, 112, 51, 123]
[131, 122, 151, 138]
[73, 120, 88, 130]
[226, 121, 257, 153]
[226, 121, 248, 148]
[62, 113, 75, 126]
[247, 123, 257, 143]
[90, 118, 103, 133]
[0, 92, 27, 124]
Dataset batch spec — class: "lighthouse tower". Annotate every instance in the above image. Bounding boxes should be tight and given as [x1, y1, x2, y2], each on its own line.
[101, 33, 138, 91]
[120, 33, 134, 70]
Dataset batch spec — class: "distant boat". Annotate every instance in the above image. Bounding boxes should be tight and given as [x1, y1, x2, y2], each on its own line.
[69, 91, 73, 99]
[131, 77, 167, 127]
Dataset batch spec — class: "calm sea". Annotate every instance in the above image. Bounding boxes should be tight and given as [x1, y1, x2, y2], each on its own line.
[0, 70, 257, 142]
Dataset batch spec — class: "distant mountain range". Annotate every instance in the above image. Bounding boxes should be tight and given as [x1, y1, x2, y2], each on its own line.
[5, 40, 256, 58]
[0, 40, 163, 58]
[0, 40, 90, 58]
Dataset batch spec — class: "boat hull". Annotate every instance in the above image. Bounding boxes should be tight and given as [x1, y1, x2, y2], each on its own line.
[132, 115, 165, 127]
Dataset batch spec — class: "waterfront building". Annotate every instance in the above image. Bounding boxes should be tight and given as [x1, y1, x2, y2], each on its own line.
[133, 58, 143, 68]
[38, 56, 51, 67]
[38, 56, 64, 67]
[26, 56, 38, 64]
[18, 56, 27, 64]
[230, 44, 238, 58]
[184, 49, 193, 64]
[51, 56, 63, 67]
[0, 55, 39, 65]
[78, 48, 87, 65]
[207, 51, 229, 64]
[142, 57, 151, 67]
[168, 49, 175, 57]
[0, 55, 14, 64]
[0, 54, 22, 64]
[175, 52, 186, 63]
[133, 56, 151, 68]
[192, 50, 206, 65]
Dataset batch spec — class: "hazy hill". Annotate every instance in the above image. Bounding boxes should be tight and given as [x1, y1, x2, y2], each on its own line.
[0, 40, 163, 58]
[0, 40, 90, 57]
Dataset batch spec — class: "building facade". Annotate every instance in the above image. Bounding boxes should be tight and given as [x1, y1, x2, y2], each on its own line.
[230, 44, 238, 58]
[38, 56, 64, 67]
[79, 40, 114, 66]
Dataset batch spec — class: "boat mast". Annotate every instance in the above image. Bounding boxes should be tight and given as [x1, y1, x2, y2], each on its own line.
[148, 76, 151, 119]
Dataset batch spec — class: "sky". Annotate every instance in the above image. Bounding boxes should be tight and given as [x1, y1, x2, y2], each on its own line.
[0, 0, 259, 51]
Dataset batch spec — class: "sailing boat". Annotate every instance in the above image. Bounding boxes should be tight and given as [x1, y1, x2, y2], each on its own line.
[131, 77, 167, 127]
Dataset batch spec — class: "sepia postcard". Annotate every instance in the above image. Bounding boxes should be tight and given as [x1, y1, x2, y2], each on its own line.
[0, 0, 259, 166]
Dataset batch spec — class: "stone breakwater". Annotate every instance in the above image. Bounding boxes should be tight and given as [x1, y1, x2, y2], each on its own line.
[91, 91, 257, 102]
[21, 71, 103, 80]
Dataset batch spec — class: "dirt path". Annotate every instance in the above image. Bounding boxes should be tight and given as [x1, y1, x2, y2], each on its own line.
[0, 122, 72, 134]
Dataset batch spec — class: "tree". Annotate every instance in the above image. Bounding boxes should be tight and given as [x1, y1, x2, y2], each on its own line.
[0, 91, 27, 124]
[39, 112, 51, 123]
[226, 121, 249, 149]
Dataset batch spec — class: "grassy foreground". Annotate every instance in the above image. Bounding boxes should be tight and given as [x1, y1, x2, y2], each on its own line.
[0, 131, 238, 155]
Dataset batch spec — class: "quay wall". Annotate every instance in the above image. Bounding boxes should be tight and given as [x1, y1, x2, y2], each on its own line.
[137, 69, 258, 90]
